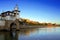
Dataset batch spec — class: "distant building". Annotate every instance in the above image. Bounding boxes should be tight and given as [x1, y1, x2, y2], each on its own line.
[0, 5, 20, 30]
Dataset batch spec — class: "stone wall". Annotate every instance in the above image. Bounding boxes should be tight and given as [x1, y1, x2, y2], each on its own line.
[4, 19, 20, 30]
[0, 20, 5, 26]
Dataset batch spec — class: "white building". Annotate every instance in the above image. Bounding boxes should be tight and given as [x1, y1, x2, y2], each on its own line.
[0, 5, 20, 26]
[0, 5, 20, 20]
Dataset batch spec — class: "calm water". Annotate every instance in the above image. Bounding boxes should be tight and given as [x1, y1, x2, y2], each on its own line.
[0, 27, 60, 40]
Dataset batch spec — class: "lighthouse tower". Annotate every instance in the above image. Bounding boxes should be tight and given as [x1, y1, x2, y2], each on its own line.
[13, 5, 20, 19]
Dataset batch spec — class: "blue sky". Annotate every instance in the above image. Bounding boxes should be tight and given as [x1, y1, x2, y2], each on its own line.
[0, 0, 60, 24]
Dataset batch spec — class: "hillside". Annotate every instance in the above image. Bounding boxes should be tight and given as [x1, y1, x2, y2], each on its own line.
[18, 18, 60, 27]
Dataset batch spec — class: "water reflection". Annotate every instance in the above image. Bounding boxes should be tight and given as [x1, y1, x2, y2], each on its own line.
[10, 31, 18, 40]
[0, 29, 38, 40]
[0, 31, 18, 40]
[19, 27, 60, 40]
[0, 27, 60, 40]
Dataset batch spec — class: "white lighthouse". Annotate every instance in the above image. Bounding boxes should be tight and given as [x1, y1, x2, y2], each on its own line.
[14, 5, 20, 19]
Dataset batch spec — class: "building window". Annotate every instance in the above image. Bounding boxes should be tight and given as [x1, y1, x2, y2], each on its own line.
[2, 13, 6, 17]
[14, 13, 16, 16]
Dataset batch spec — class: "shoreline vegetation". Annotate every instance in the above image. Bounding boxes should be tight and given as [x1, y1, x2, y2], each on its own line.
[19, 18, 60, 27]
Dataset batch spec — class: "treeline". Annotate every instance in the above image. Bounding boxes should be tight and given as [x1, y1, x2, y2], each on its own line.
[18, 18, 60, 26]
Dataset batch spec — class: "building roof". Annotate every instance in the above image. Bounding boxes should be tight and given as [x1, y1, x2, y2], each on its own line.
[2, 11, 13, 13]
[12, 10, 20, 12]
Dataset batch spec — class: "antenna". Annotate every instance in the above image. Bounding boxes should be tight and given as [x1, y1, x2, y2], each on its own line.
[14, 4, 18, 10]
